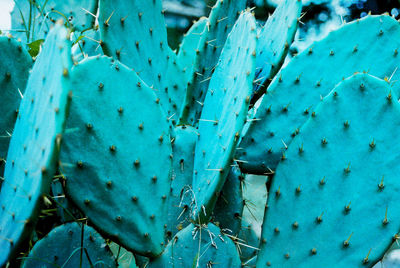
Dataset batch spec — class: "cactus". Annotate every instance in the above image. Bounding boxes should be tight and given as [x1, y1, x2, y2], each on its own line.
[257, 73, 400, 267]
[98, 0, 186, 122]
[71, 28, 103, 62]
[0, 36, 32, 177]
[237, 220, 260, 266]
[22, 222, 116, 267]
[176, 17, 208, 84]
[166, 125, 197, 238]
[237, 15, 400, 175]
[148, 223, 241, 267]
[213, 166, 244, 236]
[192, 11, 257, 221]
[11, 0, 98, 43]
[252, 0, 302, 97]
[0, 23, 72, 266]
[59, 56, 172, 257]
[179, 0, 247, 125]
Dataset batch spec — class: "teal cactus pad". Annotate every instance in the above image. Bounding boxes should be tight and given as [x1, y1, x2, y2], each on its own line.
[179, 0, 247, 125]
[0, 36, 32, 176]
[167, 125, 197, 238]
[177, 17, 208, 83]
[22, 222, 116, 267]
[237, 220, 260, 266]
[0, 23, 72, 266]
[60, 56, 172, 257]
[213, 166, 244, 236]
[98, 0, 186, 121]
[257, 74, 400, 267]
[238, 15, 400, 174]
[192, 12, 257, 221]
[148, 223, 241, 267]
[253, 0, 302, 96]
[11, 0, 98, 43]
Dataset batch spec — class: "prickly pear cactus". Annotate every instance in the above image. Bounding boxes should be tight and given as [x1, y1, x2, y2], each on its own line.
[213, 166, 244, 236]
[11, 0, 98, 43]
[258, 74, 400, 267]
[238, 15, 400, 174]
[59, 56, 172, 257]
[192, 11, 257, 221]
[148, 223, 241, 267]
[0, 23, 72, 266]
[179, 0, 247, 125]
[167, 125, 197, 238]
[98, 0, 186, 121]
[253, 0, 302, 96]
[177, 17, 208, 84]
[0, 36, 32, 176]
[71, 28, 103, 62]
[22, 222, 116, 268]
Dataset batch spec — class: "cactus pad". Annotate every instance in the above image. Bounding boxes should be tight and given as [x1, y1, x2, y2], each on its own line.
[238, 15, 400, 174]
[148, 223, 241, 267]
[60, 56, 172, 257]
[0, 24, 72, 266]
[213, 166, 244, 236]
[257, 74, 400, 267]
[167, 125, 197, 238]
[179, 0, 247, 125]
[98, 0, 186, 121]
[253, 0, 302, 96]
[0, 36, 32, 176]
[192, 12, 257, 220]
[23, 222, 116, 267]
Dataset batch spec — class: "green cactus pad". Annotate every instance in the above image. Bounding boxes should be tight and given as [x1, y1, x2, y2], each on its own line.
[22, 222, 116, 268]
[177, 17, 208, 84]
[0, 24, 72, 266]
[0, 36, 32, 176]
[179, 0, 247, 125]
[192, 12, 257, 221]
[98, 0, 186, 121]
[167, 125, 197, 238]
[237, 220, 260, 266]
[258, 74, 400, 267]
[213, 166, 244, 236]
[238, 15, 400, 174]
[11, 0, 98, 43]
[60, 56, 172, 257]
[253, 0, 302, 96]
[148, 223, 241, 267]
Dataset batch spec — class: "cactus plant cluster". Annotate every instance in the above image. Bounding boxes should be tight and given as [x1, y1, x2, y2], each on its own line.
[1, 0, 400, 267]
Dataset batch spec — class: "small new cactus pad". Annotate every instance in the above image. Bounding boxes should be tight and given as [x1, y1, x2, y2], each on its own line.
[192, 12, 257, 221]
[257, 74, 400, 267]
[237, 15, 400, 174]
[0, 24, 72, 266]
[11, 0, 98, 43]
[148, 223, 241, 267]
[22, 222, 116, 267]
[99, 0, 186, 120]
[253, 0, 302, 96]
[213, 166, 244, 236]
[0, 36, 32, 176]
[177, 17, 208, 84]
[60, 56, 172, 257]
[167, 125, 197, 238]
[179, 0, 247, 125]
